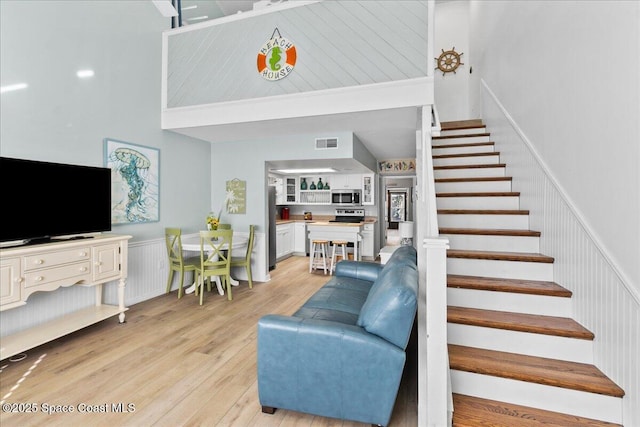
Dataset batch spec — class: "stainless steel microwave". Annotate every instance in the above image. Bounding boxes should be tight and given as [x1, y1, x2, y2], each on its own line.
[331, 190, 362, 206]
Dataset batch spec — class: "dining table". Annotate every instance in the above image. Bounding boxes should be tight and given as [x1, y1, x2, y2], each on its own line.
[181, 234, 249, 296]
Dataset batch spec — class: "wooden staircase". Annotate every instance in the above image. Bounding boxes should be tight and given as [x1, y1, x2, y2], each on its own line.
[435, 120, 625, 426]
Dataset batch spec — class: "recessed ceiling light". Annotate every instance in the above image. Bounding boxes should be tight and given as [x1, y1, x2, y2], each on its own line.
[187, 15, 209, 21]
[76, 69, 95, 78]
[274, 168, 337, 174]
[0, 83, 28, 93]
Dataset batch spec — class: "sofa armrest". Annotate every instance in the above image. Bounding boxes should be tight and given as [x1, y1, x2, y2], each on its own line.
[334, 260, 384, 282]
[257, 314, 405, 426]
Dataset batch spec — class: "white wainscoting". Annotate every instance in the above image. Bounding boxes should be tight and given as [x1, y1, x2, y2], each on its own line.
[482, 80, 639, 425]
[0, 232, 270, 340]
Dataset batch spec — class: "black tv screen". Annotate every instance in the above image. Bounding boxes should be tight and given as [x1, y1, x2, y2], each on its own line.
[0, 157, 112, 245]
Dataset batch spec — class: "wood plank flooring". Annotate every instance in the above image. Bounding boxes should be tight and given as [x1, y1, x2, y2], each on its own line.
[0, 256, 417, 427]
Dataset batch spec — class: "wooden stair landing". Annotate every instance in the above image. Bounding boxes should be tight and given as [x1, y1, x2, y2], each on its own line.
[448, 306, 594, 339]
[448, 274, 571, 297]
[449, 344, 625, 398]
[452, 393, 622, 427]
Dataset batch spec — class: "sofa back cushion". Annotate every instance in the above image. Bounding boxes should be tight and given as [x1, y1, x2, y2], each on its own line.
[356, 263, 418, 349]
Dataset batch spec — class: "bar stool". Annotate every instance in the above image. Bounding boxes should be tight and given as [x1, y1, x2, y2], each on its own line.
[309, 239, 330, 274]
[330, 240, 348, 274]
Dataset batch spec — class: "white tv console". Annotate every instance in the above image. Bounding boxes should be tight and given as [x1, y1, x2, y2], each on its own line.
[0, 234, 132, 360]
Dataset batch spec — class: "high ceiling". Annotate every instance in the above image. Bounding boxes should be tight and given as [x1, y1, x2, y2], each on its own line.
[170, 0, 422, 170]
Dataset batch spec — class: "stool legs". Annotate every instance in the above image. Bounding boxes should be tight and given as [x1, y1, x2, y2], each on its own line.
[310, 240, 329, 274]
[330, 241, 348, 274]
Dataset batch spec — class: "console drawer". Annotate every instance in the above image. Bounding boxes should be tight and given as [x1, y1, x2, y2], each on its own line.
[24, 247, 91, 272]
[24, 262, 92, 288]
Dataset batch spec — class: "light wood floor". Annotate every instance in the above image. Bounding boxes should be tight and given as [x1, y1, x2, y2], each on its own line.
[0, 256, 418, 427]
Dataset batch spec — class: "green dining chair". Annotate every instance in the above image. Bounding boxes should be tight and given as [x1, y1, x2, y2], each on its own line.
[230, 225, 256, 289]
[194, 229, 234, 304]
[165, 227, 200, 298]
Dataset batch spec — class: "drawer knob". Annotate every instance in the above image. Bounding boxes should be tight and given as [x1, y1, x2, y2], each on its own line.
[79, 252, 88, 257]
[35, 276, 43, 282]
[34, 259, 44, 265]
[80, 267, 88, 272]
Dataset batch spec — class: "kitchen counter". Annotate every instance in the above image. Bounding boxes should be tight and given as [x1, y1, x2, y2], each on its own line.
[276, 216, 377, 226]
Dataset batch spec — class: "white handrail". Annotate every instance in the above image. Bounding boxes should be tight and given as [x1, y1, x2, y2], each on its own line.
[417, 105, 451, 427]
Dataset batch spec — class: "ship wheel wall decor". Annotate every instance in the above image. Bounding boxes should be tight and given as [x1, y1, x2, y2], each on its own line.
[436, 47, 464, 76]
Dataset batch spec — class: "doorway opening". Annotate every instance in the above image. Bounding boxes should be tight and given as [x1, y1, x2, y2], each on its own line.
[383, 176, 415, 247]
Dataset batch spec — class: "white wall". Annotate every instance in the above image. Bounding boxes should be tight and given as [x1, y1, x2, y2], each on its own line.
[434, 0, 471, 121]
[469, 0, 639, 292]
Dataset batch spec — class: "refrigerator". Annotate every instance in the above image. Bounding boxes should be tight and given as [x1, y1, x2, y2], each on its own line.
[268, 186, 277, 270]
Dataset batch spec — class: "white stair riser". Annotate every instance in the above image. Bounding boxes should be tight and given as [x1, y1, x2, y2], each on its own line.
[442, 233, 539, 252]
[439, 127, 486, 136]
[434, 167, 506, 179]
[433, 155, 500, 167]
[435, 180, 512, 193]
[437, 195, 520, 210]
[432, 144, 495, 156]
[447, 288, 570, 317]
[450, 370, 622, 424]
[447, 258, 554, 281]
[433, 135, 491, 144]
[448, 324, 592, 363]
[438, 213, 529, 230]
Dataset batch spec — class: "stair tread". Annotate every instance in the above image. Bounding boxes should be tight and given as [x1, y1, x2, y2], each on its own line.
[437, 191, 520, 197]
[452, 393, 622, 427]
[434, 163, 506, 170]
[433, 132, 490, 140]
[440, 227, 539, 236]
[441, 119, 484, 130]
[448, 274, 571, 297]
[439, 209, 529, 215]
[436, 176, 512, 183]
[449, 344, 625, 397]
[448, 249, 554, 263]
[432, 141, 494, 149]
[434, 151, 499, 159]
[448, 306, 593, 339]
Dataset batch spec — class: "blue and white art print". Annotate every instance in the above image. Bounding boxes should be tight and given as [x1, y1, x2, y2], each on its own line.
[104, 138, 160, 224]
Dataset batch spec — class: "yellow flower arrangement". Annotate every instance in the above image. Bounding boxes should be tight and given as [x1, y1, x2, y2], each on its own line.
[206, 209, 222, 230]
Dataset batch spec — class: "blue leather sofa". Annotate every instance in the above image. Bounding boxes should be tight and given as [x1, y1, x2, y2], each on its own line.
[257, 245, 418, 426]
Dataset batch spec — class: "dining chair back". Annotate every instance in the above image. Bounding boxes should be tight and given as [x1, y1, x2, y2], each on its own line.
[195, 229, 234, 304]
[230, 225, 256, 289]
[165, 227, 199, 298]
[218, 223, 232, 230]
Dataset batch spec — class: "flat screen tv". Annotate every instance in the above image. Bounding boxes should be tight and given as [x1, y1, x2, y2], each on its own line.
[0, 156, 112, 246]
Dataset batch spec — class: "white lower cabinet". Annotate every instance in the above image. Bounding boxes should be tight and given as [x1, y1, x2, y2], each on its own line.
[276, 223, 294, 260]
[293, 222, 307, 255]
[361, 223, 374, 259]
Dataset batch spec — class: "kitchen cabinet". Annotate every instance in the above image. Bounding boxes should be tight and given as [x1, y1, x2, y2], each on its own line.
[330, 174, 361, 189]
[276, 223, 294, 260]
[293, 222, 307, 255]
[285, 177, 297, 203]
[361, 223, 375, 259]
[362, 173, 375, 205]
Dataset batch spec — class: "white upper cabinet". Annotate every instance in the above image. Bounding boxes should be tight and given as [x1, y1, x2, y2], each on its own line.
[329, 174, 361, 190]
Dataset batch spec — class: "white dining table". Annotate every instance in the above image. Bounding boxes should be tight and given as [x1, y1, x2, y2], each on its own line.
[181, 234, 249, 296]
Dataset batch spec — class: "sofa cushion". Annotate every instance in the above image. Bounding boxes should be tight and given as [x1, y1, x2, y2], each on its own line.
[293, 307, 360, 325]
[301, 286, 369, 315]
[322, 275, 374, 293]
[356, 264, 418, 349]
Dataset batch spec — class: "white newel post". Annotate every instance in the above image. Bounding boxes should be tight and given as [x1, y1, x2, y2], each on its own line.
[422, 236, 450, 426]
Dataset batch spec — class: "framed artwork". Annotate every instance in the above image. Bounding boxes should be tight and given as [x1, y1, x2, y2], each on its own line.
[104, 138, 160, 224]
[225, 178, 246, 214]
